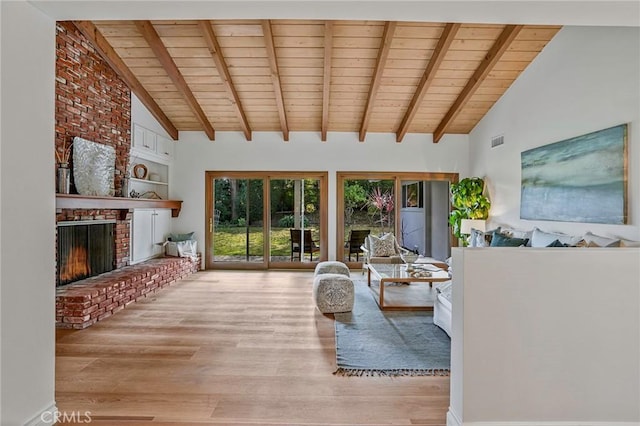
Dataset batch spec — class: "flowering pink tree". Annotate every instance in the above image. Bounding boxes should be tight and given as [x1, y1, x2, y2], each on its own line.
[367, 187, 394, 232]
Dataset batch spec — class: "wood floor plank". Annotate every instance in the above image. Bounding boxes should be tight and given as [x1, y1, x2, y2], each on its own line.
[56, 270, 449, 425]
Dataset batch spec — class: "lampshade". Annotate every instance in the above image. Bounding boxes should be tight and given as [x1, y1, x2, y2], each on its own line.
[460, 219, 486, 235]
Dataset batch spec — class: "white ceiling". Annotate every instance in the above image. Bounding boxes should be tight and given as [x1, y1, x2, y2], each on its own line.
[28, 0, 640, 27]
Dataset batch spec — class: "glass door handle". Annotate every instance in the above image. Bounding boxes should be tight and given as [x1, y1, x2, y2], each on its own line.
[209, 217, 213, 233]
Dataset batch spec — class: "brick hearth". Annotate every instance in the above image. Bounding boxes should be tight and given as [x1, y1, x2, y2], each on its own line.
[56, 255, 201, 329]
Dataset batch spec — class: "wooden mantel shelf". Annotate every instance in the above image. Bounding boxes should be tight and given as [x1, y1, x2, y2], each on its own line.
[56, 194, 183, 217]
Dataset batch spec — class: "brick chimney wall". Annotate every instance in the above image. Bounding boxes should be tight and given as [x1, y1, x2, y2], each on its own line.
[55, 21, 133, 270]
[55, 21, 131, 195]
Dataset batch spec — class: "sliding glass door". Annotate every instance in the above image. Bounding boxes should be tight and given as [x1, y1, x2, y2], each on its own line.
[209, 177, 265, 266]
[341, 178, 395, 263]
[337, 172, 458, 269]
[205, 171, 327, 269]
[269, 177, 322, 264]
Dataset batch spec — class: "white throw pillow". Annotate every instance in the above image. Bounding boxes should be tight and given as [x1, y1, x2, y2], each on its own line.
[368, 234, 396, 257]
[583, 231, 620, 247]
[531, 227, 581, 248]
[620, 239, 640, 247]
[502, 227, 533, 242]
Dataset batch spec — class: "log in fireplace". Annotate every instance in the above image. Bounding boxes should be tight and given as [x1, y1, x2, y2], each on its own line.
[57, 220, 115, 286]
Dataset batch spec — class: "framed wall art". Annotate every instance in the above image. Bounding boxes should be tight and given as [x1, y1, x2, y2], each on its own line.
[520, 123, 628, 224]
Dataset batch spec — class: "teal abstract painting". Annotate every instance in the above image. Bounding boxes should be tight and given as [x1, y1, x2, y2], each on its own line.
[521, 124, 628, 224]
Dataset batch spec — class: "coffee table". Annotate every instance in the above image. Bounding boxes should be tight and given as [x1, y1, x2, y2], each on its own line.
[366, 263, 450, 310]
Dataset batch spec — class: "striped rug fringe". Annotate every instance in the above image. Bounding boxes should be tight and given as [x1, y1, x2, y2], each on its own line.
[333, 368, 450, 377]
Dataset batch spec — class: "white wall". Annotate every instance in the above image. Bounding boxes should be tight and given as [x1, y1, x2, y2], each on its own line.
[450, 247, 640, 424]
[469, 26, 640, 242]
[169, 131, 468, 260]
[1, 2, 57, 425]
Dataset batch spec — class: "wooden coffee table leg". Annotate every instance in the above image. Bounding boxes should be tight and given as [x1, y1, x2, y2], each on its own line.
[380, 279, 385, 309]
[367, 266, 371, 286]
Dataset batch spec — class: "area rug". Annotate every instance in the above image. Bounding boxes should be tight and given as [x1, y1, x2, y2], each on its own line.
[334, 280, 450, 376]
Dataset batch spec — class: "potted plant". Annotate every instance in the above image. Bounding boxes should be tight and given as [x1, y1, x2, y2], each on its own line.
[449, 177, 491, 240]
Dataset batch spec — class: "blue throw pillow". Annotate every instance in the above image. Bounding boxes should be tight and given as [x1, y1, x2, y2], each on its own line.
[490, 232, 528, 247]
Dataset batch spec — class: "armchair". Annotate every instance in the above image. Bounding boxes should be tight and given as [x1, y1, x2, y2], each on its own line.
[360, 233, 410, 270]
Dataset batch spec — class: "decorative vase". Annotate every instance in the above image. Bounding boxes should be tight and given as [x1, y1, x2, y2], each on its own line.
[121, 176, 130, 198]
[57, 163, 71, 194]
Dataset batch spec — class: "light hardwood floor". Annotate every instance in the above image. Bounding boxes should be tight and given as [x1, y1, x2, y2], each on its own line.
[56, 270, 450, 425]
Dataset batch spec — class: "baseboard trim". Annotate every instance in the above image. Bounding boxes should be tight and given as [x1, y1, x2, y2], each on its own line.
[23, 402, 57, 426]
[447, 408, 462, 426]
[446, 410, 638, 426]
[463, 422, 639, 426]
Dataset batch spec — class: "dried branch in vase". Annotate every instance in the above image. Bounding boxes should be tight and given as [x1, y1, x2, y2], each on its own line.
[56, 141, 73, 165]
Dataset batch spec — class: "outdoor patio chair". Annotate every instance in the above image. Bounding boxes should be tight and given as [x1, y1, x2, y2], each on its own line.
[344, 229, 370, 261]
[290, 229, 320, 261]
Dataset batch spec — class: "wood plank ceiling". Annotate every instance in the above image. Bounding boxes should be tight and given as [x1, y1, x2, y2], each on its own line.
[77, 20, 561, 142]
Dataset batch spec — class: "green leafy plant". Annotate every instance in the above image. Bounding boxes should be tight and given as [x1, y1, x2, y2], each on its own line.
[449, 177, 491, 239]
[344, 182, 368, 224]
[278, 214, 309, 228]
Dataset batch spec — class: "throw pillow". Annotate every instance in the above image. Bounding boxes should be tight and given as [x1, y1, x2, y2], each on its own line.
[620, 239, 640, 247]
[582, 231, 620, 247]
[490, 232, 528, 247]
[530, 227, 580, 248]
[501, 227, 534, 246]
[546, 239, 569, 247]
[586, 240, 621, 248]
[169, 232, 195, 242]
[574, 239, 621, 248]
[469, 227, 500, 247]
[368, 234, 396, 257]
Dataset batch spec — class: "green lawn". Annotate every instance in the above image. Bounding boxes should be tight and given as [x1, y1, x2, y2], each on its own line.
[213, 224, 389, 257]
[213, 226, 319, 256]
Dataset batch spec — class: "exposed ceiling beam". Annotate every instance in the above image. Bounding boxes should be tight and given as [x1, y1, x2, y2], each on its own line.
[359, 21, 397, 142]
[134, 20, 216, 141]
[198, 20, 252, 141]
[321, 21, 333, 142]
[396, 23, 461, 143]
[433, 24, 523, 143]
[262, 20, 289, 142]
[72, 21, 179, 141]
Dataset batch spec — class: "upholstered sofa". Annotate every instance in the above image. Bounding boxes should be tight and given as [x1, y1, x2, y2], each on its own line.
[433, 280, 452, 337]
[433, 227, 640, 338]
[469, 226, 640, 248]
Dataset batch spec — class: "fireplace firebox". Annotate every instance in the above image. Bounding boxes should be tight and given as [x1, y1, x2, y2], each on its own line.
[57, 221, 115, 286]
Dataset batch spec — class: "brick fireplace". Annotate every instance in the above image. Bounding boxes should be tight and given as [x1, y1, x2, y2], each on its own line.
[55, 203, 196, 329]
[56, 208, 132, 271]
[53, 22, 198, 330]
[57, 220, 115, 286]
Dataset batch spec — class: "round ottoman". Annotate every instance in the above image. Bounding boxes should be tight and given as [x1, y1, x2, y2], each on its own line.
[313, 273, 354, 314]
[314, 261, 350, 277]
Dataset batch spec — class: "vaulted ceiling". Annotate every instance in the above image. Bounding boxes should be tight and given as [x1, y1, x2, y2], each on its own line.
[74, 20, 561, 142]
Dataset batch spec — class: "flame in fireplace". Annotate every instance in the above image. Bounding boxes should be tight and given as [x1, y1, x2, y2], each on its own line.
[59, 246, 91, 283]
